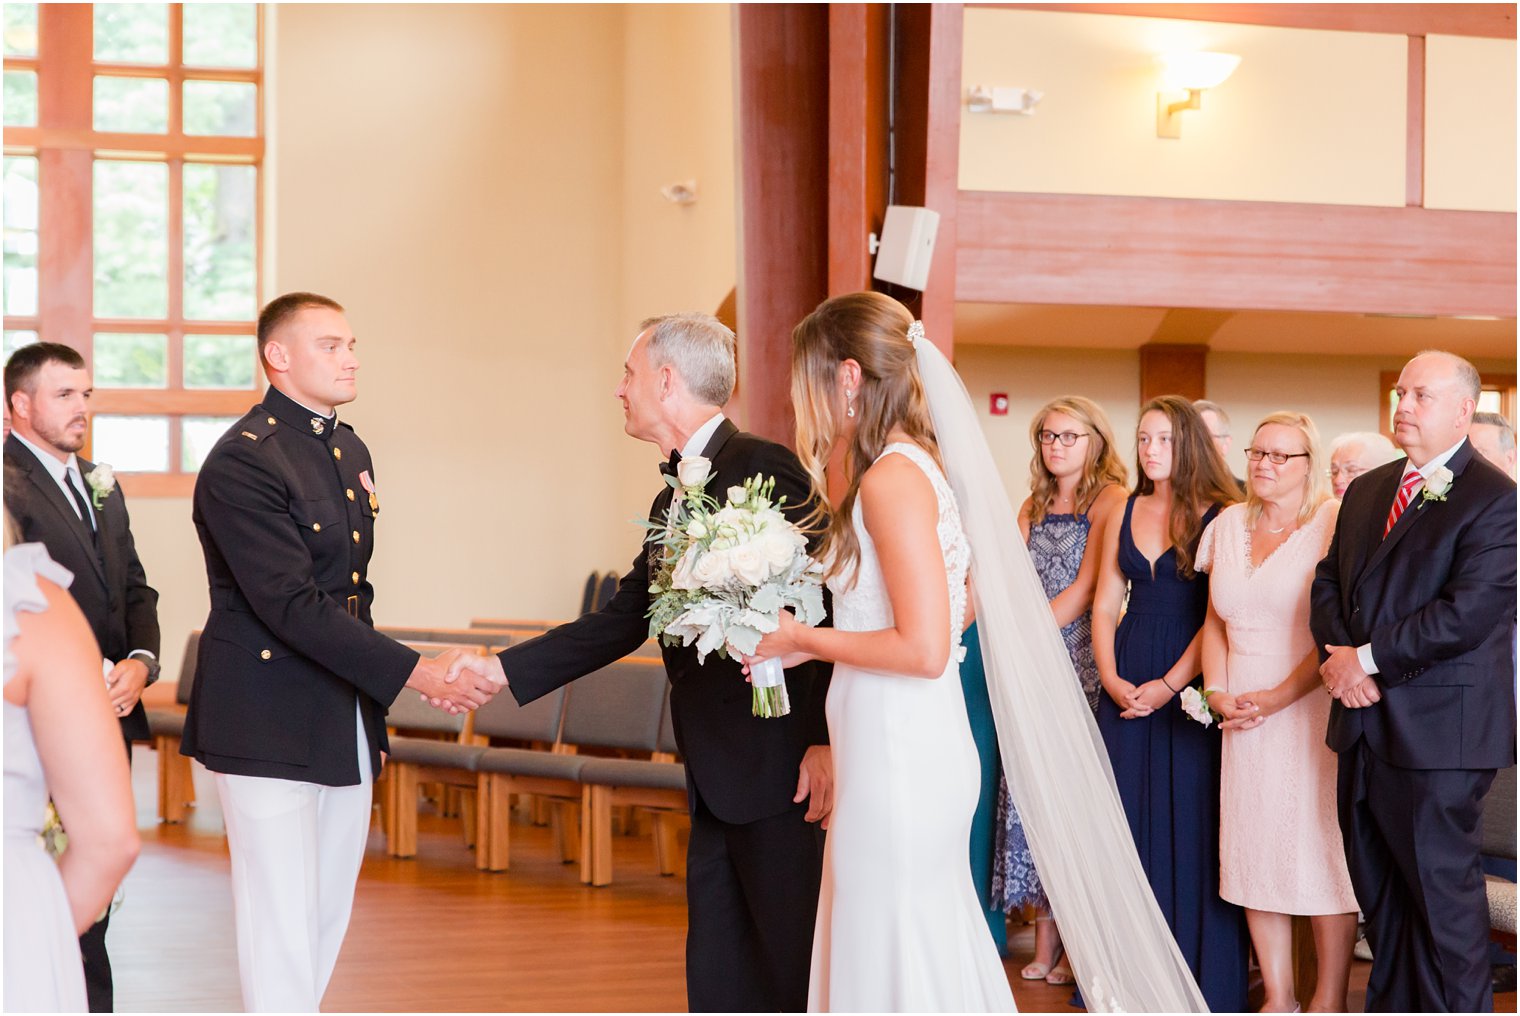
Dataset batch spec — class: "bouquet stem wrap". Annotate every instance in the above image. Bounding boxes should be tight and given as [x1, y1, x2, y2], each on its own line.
[749, 657, 790, 718]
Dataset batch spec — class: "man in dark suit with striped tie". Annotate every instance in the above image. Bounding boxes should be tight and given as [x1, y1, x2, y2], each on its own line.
[1312, 350, 1517, 1012]
[4, 341, 162, 1013]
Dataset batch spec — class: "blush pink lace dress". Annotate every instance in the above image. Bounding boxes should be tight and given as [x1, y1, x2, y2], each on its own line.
[1197, 501, 1359, 916]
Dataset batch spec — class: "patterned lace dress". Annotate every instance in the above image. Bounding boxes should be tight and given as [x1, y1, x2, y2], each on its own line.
[1196, 500, 1358, 915]
[991, 511, 1099, 909]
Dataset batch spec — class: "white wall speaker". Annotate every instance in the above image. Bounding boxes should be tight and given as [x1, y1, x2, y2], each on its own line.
[872, 205, 940, 291]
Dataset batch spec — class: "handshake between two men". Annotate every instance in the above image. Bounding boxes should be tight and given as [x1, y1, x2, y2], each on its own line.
[403, 649, 512, 715]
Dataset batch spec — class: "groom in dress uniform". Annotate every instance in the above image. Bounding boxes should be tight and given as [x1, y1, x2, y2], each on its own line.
[1311, 350, 1517, 1012]
[3, 342, 161, 1013]
[179, 292, 498, 1011]
[452, 313, 832, 1012]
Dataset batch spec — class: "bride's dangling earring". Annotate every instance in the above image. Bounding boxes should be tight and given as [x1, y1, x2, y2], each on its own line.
[846, 390, 856, 418]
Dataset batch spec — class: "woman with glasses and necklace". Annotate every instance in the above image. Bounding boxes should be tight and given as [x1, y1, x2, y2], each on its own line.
[988, 397, 1127, 984]
[1091, 395, 1248, 1013]
[1195, 412, 1359, 1012]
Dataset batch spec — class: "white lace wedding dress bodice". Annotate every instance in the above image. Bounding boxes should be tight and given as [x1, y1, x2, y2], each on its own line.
[808, 443, 1016, 1012]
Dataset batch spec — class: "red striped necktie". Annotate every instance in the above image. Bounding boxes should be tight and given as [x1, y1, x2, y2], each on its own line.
[1384, 470, 1424, 537]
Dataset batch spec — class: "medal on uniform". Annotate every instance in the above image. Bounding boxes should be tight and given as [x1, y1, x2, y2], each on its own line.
[359, 469, 378, 513]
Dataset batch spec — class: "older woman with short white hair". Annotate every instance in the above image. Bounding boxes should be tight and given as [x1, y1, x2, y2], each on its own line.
[1327, 431, 1398, 498]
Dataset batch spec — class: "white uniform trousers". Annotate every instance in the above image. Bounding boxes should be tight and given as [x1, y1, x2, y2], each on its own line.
[213, 704, 373, 1012]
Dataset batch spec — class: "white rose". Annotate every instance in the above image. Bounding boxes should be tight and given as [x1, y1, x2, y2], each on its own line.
[726, 485, 747, 506]
[671, 547, 702, 590]
[692, 549, 732, 588]
[1427, 465, 1454, 497]
[1179, 687, 1214, 728]
[677, 455, 711, 489]
[760, 531, 797, 572]
[728, 543, 769, 586]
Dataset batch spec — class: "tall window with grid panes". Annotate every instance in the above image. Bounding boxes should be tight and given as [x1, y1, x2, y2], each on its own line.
[3, 3, 263, 496]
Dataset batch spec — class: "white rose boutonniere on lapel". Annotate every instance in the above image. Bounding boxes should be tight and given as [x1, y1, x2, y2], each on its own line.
[1418, 465, 1454, 509]
[85, 463, 117, 510]
[675, 455, 711, 491]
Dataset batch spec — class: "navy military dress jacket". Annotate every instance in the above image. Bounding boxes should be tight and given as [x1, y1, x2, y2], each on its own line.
[181, 386, 418, 786]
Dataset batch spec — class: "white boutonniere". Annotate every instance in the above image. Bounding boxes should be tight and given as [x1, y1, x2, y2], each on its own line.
[675, 455, 712, 491]
[1418, 465, 1454, 508]
[85, 463, 116, 510]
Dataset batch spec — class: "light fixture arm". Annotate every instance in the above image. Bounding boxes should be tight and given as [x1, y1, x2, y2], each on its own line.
[1165, 88, 1203, 120]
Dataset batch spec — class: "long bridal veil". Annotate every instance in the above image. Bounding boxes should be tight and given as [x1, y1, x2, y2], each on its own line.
[914, 330, 1208, 1013]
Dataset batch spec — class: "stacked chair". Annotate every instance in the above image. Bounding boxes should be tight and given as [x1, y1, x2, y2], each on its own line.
[144, 631, 200, 823]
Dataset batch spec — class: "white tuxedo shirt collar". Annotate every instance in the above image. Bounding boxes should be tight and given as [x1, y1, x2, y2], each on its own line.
[681, 412, 726, 459]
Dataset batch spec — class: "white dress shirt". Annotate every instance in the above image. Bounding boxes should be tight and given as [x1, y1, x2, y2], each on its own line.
[681, 412, 727, 459]
[1358, 437, 1467, 675]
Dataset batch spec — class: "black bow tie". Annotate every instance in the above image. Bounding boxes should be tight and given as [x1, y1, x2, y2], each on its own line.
[659, 449, 682, 480]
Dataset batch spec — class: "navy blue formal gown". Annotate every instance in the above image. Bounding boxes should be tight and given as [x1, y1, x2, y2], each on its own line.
[1095, 496, 1248, 1014]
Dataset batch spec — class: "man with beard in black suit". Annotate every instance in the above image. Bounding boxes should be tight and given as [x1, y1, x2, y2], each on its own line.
[4, 341, 161, 1013]
[451, 313, 832, 1012]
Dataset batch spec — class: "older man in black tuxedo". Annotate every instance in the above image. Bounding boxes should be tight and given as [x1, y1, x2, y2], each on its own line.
[4, 342, 161, 1013]
[1312, 350, 1517, 1012]
[453, 313, 831, 1012]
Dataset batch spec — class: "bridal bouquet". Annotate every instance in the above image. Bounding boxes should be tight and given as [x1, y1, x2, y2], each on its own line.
[644, 456, 826, 718]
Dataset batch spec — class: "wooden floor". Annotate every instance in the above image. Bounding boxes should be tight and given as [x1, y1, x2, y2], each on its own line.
[111, 747, 1512, 1013]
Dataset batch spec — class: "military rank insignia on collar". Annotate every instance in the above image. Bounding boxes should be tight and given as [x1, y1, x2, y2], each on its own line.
[311, 417, 325, 435]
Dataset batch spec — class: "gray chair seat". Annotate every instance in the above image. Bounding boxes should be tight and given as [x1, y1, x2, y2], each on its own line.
[475, 747, 586, 781]
[386, 736, 483, 770]
[1488, 875, 1517, 934]
[579, 757, 687, 792]
[146, 708, 185, 738]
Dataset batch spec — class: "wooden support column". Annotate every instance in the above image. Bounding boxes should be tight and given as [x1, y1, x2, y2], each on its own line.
[892, 4, 964, 355]
[1139, 343, 1207, 402]
[828, 4, 890, 295]
[733, 4, 830, 446]
[35, 4, 94, 357]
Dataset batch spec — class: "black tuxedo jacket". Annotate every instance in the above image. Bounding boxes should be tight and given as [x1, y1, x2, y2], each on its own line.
[180, 388, 418, 786]
[4, 435, 160, 742]
[501, 419, 831, 825]
[1310, 439, 1517, 770]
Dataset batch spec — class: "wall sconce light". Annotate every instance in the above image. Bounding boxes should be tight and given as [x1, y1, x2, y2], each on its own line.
[1156, 51, 1240, 139]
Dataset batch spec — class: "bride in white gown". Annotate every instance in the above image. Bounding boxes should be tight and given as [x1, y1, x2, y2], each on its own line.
[753, 293, 1209, 1013]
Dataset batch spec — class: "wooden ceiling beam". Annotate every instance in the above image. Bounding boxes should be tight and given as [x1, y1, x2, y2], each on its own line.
[972, 4, 1516, 39]
[956, 191, 1516, 319]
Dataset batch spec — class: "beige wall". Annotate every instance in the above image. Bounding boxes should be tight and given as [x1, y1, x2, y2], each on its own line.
[960, 7, 1407, 205]
[133, 4, 736, 681]
[957, 346, 1516, 510]
[955, 345, 1141, 510]
[1424, 34, 1518, 213]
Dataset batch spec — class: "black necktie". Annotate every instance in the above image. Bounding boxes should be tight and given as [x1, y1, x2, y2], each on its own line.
[64, 468, 99, 544]
[659, 449, 682, 480]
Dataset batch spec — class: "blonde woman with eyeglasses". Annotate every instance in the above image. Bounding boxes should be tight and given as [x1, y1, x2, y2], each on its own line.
[990, 397, 1127, 985]
[1195, 411, 1358, 1012]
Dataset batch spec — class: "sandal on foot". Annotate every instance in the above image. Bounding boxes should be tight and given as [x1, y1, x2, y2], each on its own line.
[1046, 964, 1075, 986]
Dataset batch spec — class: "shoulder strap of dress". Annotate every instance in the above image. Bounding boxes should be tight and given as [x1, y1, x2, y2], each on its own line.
[876, 441, 936, 474]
